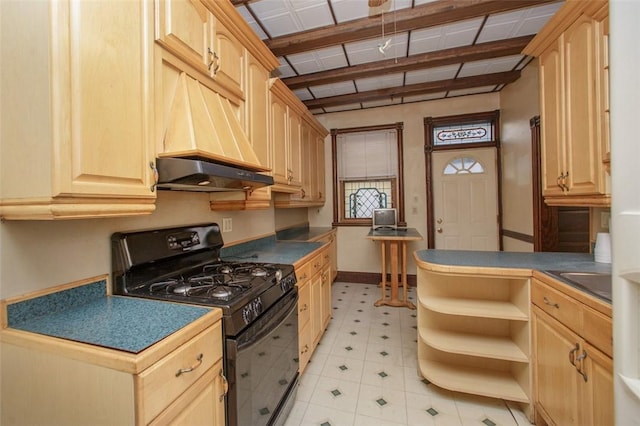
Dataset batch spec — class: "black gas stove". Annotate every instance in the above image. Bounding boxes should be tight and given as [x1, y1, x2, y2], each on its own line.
[112, 223, 300, 426]
[111, 223, 297, 336]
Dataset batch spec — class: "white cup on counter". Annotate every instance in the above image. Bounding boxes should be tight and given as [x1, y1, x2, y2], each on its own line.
[594, 232, 611, 264]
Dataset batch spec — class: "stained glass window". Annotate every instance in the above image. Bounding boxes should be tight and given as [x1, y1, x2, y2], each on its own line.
[433, 121, 494, 146]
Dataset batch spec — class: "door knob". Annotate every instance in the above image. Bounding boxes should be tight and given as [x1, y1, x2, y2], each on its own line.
[437, 227, 443, 233]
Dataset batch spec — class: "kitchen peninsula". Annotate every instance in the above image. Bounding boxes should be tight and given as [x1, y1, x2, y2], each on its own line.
[413, 249, 613, 424]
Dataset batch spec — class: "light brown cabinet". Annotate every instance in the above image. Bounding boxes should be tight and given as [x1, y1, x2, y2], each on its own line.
[156, 0, 244, 101]
[0, 0, 156, 220]
[294, 244, 332, 373]
[531, 276, 613, 426]
[524, 1, 610, 207]
[1, 315, 226, 425]
[271, 78, 329, 203]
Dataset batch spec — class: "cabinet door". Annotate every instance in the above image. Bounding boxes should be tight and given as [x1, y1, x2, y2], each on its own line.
[310, 273, 323, 347]
[539, 39, 565, 197]
[288, 110, 303, 188]
[213, 19, 244, 98]
[315, 133, 326, 202]
[582, 341, 613, 426]
[49, 0, 155, 200]
[271, 92, 290, 185]
[320, 265, 332, 330]
[244, 54, 271, 203]
[563, 15, 603, 195]
[155, 0, 214, 76]
[533, 307, 582, 425]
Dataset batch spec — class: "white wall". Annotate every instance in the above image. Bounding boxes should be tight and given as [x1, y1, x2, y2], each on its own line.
[499, 61, 540, 252]
[0, 191, 274, 299]
[309, 93, 501, 275]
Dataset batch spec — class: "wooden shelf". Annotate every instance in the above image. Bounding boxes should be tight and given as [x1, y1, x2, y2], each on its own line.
[419, 295, 529, 321]
[418, 326, 529, 363]
[418, 357, 529, 403]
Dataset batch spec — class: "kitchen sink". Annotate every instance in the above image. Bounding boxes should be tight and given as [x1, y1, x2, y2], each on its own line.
[547, 271, 612, 301]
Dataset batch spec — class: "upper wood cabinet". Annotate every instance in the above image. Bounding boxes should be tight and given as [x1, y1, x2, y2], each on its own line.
[155, 0, 279, 177]
[271, 79, 329, 206]
[155, 0, 244, 100]
[0, 0, 156, 220]
[524, 1, 610, 207]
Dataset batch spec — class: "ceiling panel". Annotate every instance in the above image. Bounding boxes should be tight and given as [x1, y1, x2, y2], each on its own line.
[234, 0, 565, 114]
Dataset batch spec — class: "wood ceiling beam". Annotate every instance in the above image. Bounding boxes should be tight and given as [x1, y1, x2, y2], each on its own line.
[283, 35, 533, 90]
[302, 70, 521, 109]
[265, 0, 560, 57]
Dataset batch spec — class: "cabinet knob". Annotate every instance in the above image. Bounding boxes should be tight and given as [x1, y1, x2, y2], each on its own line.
[207, 48, 220, 74]
[176, 353, 204, 377]
[437, 227, 443, 233]
[219, 369, 229, 401]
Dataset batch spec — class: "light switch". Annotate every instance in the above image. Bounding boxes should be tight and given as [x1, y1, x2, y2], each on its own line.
[223, 217, 232, 232]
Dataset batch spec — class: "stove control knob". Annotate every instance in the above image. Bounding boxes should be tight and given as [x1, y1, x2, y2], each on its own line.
[255, 297, 263, 314]
[242, 307, 252, 325]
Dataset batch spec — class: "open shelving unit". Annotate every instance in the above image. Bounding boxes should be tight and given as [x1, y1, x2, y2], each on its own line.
[416, 267, 532, 412]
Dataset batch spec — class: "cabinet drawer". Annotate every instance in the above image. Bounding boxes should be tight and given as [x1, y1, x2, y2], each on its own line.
[137, 321, 222, 424]
[532, 280, 583, 333]
[310, 253, 323, 276]
[298, 280, 311, 329]
[295, 262, 312, 285]
[583, 305, 613, 357]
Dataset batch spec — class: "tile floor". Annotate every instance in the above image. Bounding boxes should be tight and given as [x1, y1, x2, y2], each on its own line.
[284, 282, 532, 426]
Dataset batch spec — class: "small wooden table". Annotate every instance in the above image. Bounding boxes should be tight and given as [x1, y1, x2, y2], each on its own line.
[366, 227, 423, 309]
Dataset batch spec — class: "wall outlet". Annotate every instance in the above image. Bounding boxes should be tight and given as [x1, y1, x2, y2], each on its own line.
[222, 217, 232, 233]
[601, 211, 611, 229]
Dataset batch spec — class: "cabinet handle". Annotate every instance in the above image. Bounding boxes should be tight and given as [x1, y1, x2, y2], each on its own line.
[175, 353, 204, 377]
[543, 296, 559, 309]
[300, 188, 306, 199]
[207, 48, 220, 74]
[219, 369, 229, 402]
[569, 343, 580, 366]
[301, 344, 309, 354]
[149, 161, 158, 192]
[575, 350, 588, 382]
[300, 303, 308, 312]
[562, 171, 570, 191]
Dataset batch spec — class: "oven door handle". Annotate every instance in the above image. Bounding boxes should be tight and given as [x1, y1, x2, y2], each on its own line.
[237, 290, 298, 351]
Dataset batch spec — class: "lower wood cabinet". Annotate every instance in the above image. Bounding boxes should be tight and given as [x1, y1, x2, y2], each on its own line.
[1, 320, 226, 425]
[295, 244, 332, 374]
[532, 276, 613, 426]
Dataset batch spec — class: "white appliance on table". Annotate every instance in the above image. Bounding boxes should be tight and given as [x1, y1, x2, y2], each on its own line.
[611, 0, 640, 422]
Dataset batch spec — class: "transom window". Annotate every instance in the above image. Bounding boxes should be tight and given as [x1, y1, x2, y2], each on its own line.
[443, 157, 485, 175]
[332, 123, 405, 226]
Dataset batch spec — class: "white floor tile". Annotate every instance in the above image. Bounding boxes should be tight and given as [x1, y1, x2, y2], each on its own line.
[286, 282, 524, 426]
[309, 376, 361, 413]
[356, 383, 408, 424]
[300, 402, 356, 426]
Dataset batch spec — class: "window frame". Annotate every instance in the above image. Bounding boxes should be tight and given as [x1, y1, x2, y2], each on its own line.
[331, 122, 405, 227]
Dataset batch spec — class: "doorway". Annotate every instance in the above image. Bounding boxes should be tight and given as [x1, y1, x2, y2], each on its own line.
[424, 111, 503, 250]
[432, 148, 499, 250]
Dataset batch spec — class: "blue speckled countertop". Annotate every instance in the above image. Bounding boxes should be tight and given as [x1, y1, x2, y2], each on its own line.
[414, 249, 611, 273]
[221, 234, 323, 264]
[5, 279, 212, 354]
[276, 226, 334, 242]
[415, 249, 612, 302]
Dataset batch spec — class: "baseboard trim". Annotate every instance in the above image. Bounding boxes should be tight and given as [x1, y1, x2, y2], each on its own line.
[335, 270, 416, 287]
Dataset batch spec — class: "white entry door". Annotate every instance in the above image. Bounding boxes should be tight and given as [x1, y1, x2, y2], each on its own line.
[432, 147, 499, 250]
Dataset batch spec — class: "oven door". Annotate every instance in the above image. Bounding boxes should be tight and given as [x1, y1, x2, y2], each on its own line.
[226, 289, 299, 426]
